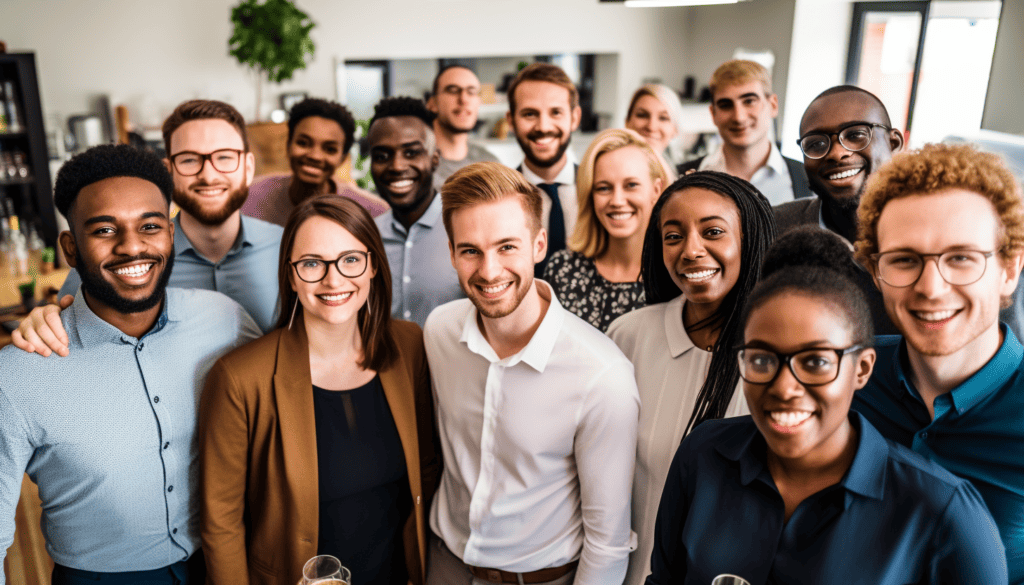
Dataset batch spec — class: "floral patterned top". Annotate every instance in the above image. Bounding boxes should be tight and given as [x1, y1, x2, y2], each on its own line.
[542, 249, 645, 332]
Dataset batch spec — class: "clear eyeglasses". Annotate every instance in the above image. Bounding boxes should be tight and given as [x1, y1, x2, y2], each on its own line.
[870, 249, 994, 288]
[797, 123, 889, 159]
[736, 345, 864, 386]
[169, 149, 243, 176]
[290, 251, 370, 283]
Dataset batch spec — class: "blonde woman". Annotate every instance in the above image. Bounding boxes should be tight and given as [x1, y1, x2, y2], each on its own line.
[542, 128, 668, 331]
[625, 84, 684, 173]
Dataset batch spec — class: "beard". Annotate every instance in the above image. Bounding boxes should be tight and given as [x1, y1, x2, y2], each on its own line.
[438, 114, 474, 135]
[466, 272, 533, 320]
[173, 183, 249, 226]
[516, 129, 571, 169]
[77, 250, 175, 314]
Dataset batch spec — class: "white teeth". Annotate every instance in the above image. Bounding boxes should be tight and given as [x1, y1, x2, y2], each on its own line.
[481, 282, 512, 294]
[319, 292, 353, 301]
[608, 212, 633, 220]
[195, 188, 224, 195]
[113, 264, 153, 276]
[684, 269, 717, 280]
[769, 411, 812, 427]
[389, 180, 414, 189]
[533, 137, 556, 145]
[915, 309, 957, 322]
[828, 168, 862, 180]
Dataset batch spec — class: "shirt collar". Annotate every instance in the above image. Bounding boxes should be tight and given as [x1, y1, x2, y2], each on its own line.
[697, 142, 786, 175]
[460, 279, 566, 372]
[520, 160, 576, 186]
[763, 141, 788, 174]
[663, 295, 698, 358]
[69, 286, 174, 346]
[894, 323, 1023, 413]
[173, 213, 250, 258]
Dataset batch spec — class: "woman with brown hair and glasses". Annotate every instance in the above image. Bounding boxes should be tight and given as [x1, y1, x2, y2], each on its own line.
[199, 195, 439, 585]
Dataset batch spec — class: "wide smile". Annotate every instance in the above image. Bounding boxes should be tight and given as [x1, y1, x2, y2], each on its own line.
[385, 178, 417, 195]
[823, 166, 864, 185]
[317, 291, 354, 306]
[766, 409, 814, 434]
[107, 261, 157, 286]
[530, 135, 559, 150]
[681, 268, 719, 283]
[476, 281, 513, 299]
[606, 211, 636, 222]
[911, 308, 961, 329]
[191, 185, 229, 198]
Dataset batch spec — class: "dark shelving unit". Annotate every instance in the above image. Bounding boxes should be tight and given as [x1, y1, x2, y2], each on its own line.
[0, 52, 56, 248]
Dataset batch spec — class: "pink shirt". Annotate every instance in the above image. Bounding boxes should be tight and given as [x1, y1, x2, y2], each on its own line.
[242, 174, 389, 226]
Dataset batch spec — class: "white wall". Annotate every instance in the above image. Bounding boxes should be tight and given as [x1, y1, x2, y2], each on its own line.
[0, 0, 690, 130]
[983, 0, 1024, 135]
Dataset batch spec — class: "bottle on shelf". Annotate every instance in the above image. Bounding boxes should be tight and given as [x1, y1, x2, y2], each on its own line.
[3, 81, 24, 134]
[7, 213, 28, 276]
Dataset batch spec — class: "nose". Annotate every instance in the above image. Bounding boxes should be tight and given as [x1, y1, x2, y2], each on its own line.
[477, 250, 503, 281]
[321, 261, 346, 287]
[766, 360, 805, 401]
[824, 134, 853, 161]
[913, 256, 950, 298]
[537, 112, 556, 134]
[609, 186, 627, 206]
[196, 156, 221, 181]
[681, 234, 707, 261]
[113, 228, 146, 257]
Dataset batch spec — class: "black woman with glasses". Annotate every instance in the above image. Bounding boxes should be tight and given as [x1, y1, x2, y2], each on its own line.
[773, 85, 905, 335]
[646, 225, 1008, 585]
[199, 195, 439, 585]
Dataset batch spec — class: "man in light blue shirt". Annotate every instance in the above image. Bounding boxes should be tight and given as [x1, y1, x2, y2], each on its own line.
[369, 96, 464, 325]
[0, 144, 259, 585]
[15, 100, 282, 357]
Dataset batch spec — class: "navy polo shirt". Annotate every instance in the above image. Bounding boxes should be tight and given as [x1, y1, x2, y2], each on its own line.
[646, 414, 1007, 585]
[854, 323, 1024, 584]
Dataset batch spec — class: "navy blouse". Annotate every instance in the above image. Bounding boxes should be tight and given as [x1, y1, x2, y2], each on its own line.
[646, 413, 1007, 585]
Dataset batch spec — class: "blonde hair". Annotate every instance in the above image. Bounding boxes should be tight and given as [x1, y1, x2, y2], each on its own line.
[710, 59, 772, 98]
[569, 128, 670, 259]
[441, 161, 543, 241]
[625, 84, 685, 137]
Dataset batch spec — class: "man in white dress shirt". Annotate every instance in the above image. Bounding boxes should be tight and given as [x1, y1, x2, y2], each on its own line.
[423, 161, 640, 585]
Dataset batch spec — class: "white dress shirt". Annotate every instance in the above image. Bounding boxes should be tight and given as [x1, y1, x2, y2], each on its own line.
[699, 141, 795, 206]
[607, 295, 748, 585]
[424, 281, 640, 583]
[520, 161, 579, 240]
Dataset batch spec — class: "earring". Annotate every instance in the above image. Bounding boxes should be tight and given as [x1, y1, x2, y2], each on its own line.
[287, 297, 299, 330]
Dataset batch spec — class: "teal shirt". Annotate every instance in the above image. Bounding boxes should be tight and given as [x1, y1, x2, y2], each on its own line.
[853, 324, 1024, 584]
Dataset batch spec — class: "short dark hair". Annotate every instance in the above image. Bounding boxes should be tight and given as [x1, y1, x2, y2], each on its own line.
[507, 63, 579, 115]
[276, 195, 399, 371]
[369, 96, 436, 131]
[162, 99, 249, 155]
[287, 98, 357, 155]
[54, 144, 173, 222]
[432, 64, 477, 96]
[803, 85, 892, 129]
[745, 225, 874, 346]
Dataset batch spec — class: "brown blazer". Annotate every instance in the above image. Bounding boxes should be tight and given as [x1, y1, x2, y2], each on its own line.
[198, 316, 439, 585]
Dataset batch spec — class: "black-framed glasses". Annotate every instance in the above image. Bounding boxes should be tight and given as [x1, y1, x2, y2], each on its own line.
[796, 123, 890, 159]
[870, 250, 994, 288]
[290, 251, 370, 283]
[169, 149, 243, 176]
[736, 345, 864, 386]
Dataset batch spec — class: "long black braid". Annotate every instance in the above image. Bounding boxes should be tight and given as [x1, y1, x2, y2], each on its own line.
[640, 171, 777, 436]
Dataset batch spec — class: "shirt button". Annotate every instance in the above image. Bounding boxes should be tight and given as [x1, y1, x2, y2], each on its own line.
[172, 528, 178, 534]
[405, 241, 413, 248]
[163, 442, 170, 450]
[919, 431, 928, 439]
[403, 275, 411, 283]
[153, 396, 160, 404]
[403, 310, 411, 319]
[167, 485, 174, 493]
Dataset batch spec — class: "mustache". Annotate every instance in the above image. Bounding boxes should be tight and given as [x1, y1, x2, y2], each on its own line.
[104, 254, 164, 270]
[526, 129, 562, 141]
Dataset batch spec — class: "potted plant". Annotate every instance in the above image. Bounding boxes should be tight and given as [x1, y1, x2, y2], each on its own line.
[228, 0, 316, 121]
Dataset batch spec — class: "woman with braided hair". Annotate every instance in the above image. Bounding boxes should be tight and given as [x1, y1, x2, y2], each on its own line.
[607, 170, 776, 585]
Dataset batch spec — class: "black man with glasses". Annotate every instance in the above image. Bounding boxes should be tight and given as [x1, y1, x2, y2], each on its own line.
[14, 101, 284, 357]
[852, 143, 1024, 584]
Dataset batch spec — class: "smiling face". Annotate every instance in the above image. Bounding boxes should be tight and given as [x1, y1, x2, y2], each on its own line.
[289, 116, 347, 188]
[660, 187, 742, 318]
[449, 196, 546, 320]
[508, 80, 581, 171]
[710, 80, 778, 151]
[168, 119, 254, 226]
[800, 91, 903, 207]
[874, 189, 1021, 360]
[429, 66, 481, 135]
[592, 146, 662, 243]
[289, 215, 374, 328]
[368, 116, 439, 219]
[626, 94, 677, 153]
[743, 291, 875, 465]
[60, 176, 175, 318]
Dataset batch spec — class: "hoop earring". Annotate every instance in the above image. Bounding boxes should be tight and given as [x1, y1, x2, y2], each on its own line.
[287, 297, 299, 330]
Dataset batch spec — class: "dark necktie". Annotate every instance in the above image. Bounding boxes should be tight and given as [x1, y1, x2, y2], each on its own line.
[538, 182, 566, 254]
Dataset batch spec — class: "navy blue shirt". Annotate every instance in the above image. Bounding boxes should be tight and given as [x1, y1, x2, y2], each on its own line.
[646, 413, 1007, 585]
[854, 324, 1024, 584]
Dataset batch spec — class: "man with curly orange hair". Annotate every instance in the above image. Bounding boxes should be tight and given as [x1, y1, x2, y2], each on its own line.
[853, 142, 1024, 584]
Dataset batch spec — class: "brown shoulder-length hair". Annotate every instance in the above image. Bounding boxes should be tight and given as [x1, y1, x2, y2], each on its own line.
[275, 195, 399, 372]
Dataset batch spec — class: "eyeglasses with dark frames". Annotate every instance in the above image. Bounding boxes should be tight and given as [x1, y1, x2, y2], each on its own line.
[796, 123, 890, 159]
[736, 345, 865, 386]
[869, 250, 994, 288]
[290, 251, 370, 283]
[169, 149, 244, 176]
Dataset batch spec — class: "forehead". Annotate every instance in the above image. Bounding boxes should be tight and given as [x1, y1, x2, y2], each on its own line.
[451, 196, 533, 242]
[170, 119, 244, 153]
[74, 176, 167, 224]
[293, 115, 345, 140]
[438, 67, 479, 89]
[368, 116, 429, 147]
[801, 92, 884, 135]
[513, 80, 572, 110]
[595, 146, 649, 177]
[745, 291, 853, 347]
[292, 215, 366, 253]
[714, 80, 768, 101]
[661, 187, 740, 225]
[876, 188, 1002, 251]
[634, 94, 669, 112]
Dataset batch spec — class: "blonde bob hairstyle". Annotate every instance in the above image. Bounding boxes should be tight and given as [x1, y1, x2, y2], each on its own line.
[569, 128, 670, 259]
[625, 83, 685, 140]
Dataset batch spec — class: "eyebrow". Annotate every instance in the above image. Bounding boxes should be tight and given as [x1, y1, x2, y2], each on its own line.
[83, 211, 167, 226]
[878, 244, 984, 253]
[455, 236, 522, 250]
[802, 120, 874, 135]
[295, 132, 339, 145]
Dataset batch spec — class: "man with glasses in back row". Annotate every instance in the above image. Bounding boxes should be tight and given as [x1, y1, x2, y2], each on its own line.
[852, 142, 1024, 584]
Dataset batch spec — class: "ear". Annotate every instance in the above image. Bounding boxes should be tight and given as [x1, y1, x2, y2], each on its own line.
[449, 239, 456, 268]
[168, 217, 175, 247]
[426, 94, 438, 113]
[998, 250, 1024, 298]
[652, 177, 665, 198]
[570, 105, 582, 132]
[163, 157, 173, 175]
[533, 226, 548, 265]
[431, 147, 441, 171]
[505, 109, 514, 128]
[59, 231, 77, 268]
[244, 151, 256, 185]
[852, 347, 877, 390]
[768, 93, 780, 117]
[889, 128, 905, 153]
[708, 103, 716, 118]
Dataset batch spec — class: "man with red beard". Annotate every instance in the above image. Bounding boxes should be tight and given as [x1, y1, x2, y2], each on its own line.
[507, 63, 582, 276]
[15, 100, 283, 357]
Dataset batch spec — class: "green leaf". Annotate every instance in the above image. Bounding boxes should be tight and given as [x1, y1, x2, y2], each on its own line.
[228, 0, 316, 83]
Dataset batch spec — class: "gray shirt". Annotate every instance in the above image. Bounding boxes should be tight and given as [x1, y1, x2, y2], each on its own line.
[433, 142, 499, 192]
[376, 195, 464, 326]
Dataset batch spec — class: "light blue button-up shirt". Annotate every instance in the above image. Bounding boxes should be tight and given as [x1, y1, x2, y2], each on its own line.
[0, 288, 260, 579]
[376, 195, 464, 326]
[60, 214, 283, 332]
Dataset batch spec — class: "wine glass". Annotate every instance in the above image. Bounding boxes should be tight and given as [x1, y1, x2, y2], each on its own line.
[300, 555, 352, 585]
[711, 575, 751, 585]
